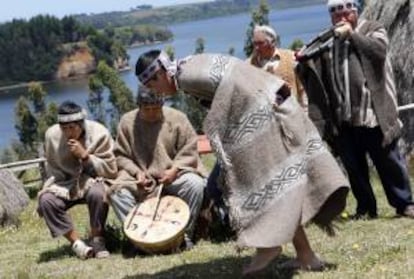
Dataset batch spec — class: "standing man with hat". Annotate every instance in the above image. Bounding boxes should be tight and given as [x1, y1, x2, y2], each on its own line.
[296, 0, 414, 219]
[37, 101, 117, 259]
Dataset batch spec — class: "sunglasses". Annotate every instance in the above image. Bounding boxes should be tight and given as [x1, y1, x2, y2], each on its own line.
[329, 2, 357, 14]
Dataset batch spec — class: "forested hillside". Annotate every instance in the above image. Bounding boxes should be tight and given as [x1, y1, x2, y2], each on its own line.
[75, 0, 324, 29]
[0, 16, 92, 84]
[0, 15, 172, 85]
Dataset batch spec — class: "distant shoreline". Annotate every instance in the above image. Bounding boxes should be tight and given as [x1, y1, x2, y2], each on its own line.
[0, 66, 132, 93]
[0, 39, 170, 93]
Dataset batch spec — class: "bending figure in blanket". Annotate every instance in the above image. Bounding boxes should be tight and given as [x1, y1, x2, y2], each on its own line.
[135, 49, 350, 275]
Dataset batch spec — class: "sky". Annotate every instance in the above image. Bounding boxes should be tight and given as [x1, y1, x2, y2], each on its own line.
[0, 0, 211, 23]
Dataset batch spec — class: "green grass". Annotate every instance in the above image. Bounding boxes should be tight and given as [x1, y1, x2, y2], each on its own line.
[1, 164, 413, 279]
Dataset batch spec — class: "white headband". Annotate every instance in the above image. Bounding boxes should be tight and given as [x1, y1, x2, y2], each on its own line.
[58, 110, 87, 123]
[327, 0, 358, 12]
[138, 51, 177, 84]
[254, 25, 278, 43]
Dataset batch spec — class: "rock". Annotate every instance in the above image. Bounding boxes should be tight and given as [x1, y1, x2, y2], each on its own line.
[362, 0, 414, 153]
[0, 169, 30, 227]
[56, 47, 96, 79]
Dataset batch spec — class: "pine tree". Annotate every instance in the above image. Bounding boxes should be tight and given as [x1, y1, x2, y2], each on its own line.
[14, 96, 38, 151]
[194, 37, 205, 54]
[243, 0, 270, 58]
[91, 61, 135, 134]
[14, 83, 58, 158]
[164, 45, 175, 60]
[88, 75, 106, 124]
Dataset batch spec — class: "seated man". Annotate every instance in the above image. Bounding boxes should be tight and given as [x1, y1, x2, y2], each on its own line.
[109, 90, 206, 251]
[37, 101, 117, 259]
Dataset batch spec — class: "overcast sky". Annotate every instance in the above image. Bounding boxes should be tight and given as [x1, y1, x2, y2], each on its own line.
[0, 0, 211, 22]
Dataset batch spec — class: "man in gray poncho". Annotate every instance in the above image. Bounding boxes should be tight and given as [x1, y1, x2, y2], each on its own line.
[296, 0, 414, 220]
[37, 101, 117, 259]
[109, 90, 206, 250]
[135, 49, 349, 275]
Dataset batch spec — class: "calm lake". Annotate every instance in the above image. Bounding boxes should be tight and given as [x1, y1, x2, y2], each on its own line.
[0, 4, 330, 149]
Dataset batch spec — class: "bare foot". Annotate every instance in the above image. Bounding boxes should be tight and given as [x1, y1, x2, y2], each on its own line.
[242, 246, 282, 275]
[280, 256, 325, 271]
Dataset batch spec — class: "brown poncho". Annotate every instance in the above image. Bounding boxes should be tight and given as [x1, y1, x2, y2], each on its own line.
[177, 53, 349, 248]
[109, 107, 207, 200]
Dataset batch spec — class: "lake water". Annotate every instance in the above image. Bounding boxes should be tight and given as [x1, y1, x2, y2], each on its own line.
[0, 4, 330, 149]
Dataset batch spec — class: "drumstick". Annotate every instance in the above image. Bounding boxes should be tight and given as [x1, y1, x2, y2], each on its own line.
[126, 202, 140, 230]
[152, 183, 164, 221]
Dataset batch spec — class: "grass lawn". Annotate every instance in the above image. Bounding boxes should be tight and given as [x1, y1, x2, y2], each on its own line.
[1, 160, 413, 279]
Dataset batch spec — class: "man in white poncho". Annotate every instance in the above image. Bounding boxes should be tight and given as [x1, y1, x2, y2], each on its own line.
[37, 101, 117, 259]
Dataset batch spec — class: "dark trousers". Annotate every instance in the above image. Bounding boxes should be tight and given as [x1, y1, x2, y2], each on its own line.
[37, 183, 108, 238]
[335, 125, 413, 215]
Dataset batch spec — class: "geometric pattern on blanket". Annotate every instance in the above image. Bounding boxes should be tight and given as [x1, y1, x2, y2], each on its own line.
[223, 106, 273, 144]
[242, 138, 324, 211]
[208, 55, 230, 89]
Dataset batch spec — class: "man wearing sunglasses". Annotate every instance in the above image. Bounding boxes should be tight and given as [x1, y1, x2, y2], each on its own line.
[297, 0, 414, 220]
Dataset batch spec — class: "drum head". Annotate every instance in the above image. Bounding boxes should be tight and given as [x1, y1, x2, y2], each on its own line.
[124, 195, 190, 252]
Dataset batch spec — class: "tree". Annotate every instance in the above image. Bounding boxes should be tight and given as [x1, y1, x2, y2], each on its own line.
[14, 83, 58, 157]
[244, 0, 270, 57]
[87, 75, 106, 124]
[289, 38, 304, 51]
[28, 82, 46, 114]
[90, 61, 135, 134]
[194, 37, 205, 54]
[14, 97, 38, 151]
[61, 16, 80, 42]
[164, 45, 175, 60]
[161, 45, 207, 132]
[27, 82, 57, 142]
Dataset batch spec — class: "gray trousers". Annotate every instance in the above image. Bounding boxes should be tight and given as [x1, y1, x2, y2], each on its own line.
[37, 183, 108, 238]
[110, 172, 205, 238]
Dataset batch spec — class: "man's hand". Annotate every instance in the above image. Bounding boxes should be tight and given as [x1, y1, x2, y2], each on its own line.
[158, 167, 178, 185]
[136, 172, 153, 193]
[67, 139, 88, 160]
[334, 22, 353, 39]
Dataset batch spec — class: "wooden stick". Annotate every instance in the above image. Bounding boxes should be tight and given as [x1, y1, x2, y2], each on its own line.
[152, 184, 164, 221]
[126, 202, 140, 230]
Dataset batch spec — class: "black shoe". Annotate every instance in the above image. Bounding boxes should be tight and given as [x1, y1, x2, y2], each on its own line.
[401, 205, 414, 219]
[351, 212, 377, 220]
